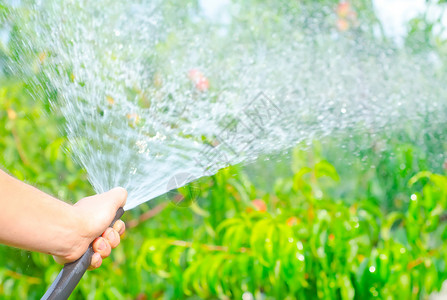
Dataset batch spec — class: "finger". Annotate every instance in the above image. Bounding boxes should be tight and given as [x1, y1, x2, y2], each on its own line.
[88, 252, 103, 270]
[91, 187, 127, 226]
[92, 237, 112, 258]
[103, 227, 120, 249]
[113, 220, 126, 236]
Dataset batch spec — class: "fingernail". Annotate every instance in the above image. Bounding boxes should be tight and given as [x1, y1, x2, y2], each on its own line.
[98, 239, 107, 251]
[114, 221, 123, 233]
[108, 230, 116, 242]
[91, 253, 99, 266]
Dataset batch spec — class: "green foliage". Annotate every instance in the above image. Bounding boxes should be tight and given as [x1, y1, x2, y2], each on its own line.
[1, 0, 447, 299]
[0, 77, 93, 200]
[3, 85, 447, 299]
[405, 1, 447, 63]
[135, 160, 447, 299]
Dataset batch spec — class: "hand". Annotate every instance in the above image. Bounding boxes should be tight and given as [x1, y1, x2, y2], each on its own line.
[88, 219, 126, 270]
[53, 187, 127, 270]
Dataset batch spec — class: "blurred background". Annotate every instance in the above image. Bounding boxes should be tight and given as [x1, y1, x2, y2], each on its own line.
[1, 0, 447, 299]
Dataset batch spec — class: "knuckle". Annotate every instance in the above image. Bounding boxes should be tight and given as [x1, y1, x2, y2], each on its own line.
[111, 234, 120, 249]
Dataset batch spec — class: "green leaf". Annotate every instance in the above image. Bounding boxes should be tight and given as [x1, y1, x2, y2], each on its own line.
[338, 274, 355, 300]
[315, 160, 340, 182]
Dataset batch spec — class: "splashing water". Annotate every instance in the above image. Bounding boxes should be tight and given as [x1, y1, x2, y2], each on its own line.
[11, 0, 447, 210]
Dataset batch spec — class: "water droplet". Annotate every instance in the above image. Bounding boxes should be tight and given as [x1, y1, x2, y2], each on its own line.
[242, 292, 254, 300]
[20, 0, 447, 212]
[297, 254, 305, 261]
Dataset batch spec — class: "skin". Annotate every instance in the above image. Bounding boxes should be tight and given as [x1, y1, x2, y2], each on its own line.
[0, 169, 127, 270]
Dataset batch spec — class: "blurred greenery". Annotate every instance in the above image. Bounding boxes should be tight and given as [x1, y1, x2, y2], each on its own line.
[1, 0, 447, 299]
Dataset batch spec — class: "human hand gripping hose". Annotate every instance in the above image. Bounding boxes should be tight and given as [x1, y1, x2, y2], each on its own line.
[41, 208, 125, 300]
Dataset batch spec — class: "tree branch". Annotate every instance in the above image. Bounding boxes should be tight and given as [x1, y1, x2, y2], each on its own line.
[4, 269, 41, 285]
[126, 202, 168, 229]
[169, 240, 250, 253]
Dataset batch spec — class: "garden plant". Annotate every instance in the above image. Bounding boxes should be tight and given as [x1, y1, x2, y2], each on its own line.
[1, 0, 447, 299]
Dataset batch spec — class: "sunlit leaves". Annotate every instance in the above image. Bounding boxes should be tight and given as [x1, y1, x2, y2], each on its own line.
[133, 163, 447, 299]
[2, 74, 447, 298]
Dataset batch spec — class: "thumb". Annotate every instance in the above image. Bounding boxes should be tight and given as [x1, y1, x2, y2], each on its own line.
[96, 187, 127, 212]
[90, 187, 127, 225]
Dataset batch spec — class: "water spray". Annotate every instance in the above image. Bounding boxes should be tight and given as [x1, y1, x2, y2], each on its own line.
[7, 0, 447, 298]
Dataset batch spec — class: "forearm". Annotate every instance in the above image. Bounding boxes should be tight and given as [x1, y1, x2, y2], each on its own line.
[0, 169, 82, 257]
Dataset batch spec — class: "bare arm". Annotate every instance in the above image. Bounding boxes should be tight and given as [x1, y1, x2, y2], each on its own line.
[0, 169, 126, 269]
